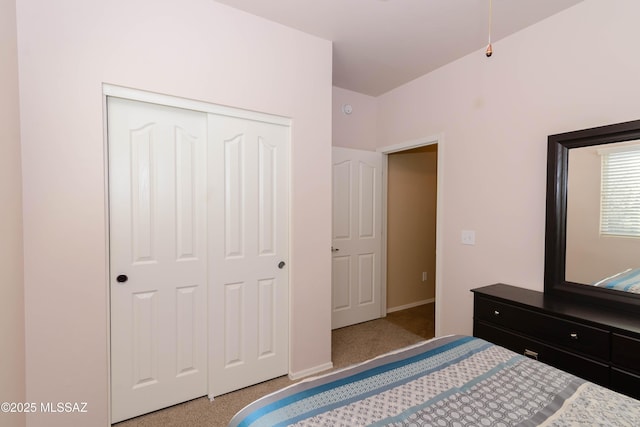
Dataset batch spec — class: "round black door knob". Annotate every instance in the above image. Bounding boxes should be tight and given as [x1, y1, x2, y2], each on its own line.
[116, 274, 128, 283]
[278, 261, 286, 269]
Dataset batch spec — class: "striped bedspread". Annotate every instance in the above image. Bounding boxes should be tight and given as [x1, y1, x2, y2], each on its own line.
[228, 335, 640, 426]
[593, 267, 640, 294]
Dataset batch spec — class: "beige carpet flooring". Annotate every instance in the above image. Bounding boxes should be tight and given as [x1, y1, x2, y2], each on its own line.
[113, 303, 434, 427]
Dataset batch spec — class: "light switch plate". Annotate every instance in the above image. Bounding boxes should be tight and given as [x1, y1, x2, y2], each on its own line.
[461, 230, 476, 245]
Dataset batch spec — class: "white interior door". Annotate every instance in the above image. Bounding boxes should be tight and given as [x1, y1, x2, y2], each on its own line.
[208, 114, 290, 397]
[332, 147, 383, 329]
[109, 97, 208, 422]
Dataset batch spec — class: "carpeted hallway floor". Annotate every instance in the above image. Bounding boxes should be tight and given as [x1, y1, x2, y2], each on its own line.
[113, 302, 435, 427]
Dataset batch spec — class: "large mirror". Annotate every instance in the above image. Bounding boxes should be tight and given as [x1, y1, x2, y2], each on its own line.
[545, 119, 640, 310]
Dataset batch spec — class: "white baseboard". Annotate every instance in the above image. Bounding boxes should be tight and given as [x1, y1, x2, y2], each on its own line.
[289, 361, 333, 381]
[386, 298, 435, 314]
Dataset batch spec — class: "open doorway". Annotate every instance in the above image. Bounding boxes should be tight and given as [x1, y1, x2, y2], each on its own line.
[384, 144, 438, 339]
[330, 135, 443, 338]
[380, 135, 443, 339]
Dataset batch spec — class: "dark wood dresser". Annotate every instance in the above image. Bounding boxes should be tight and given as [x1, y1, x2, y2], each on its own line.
[472, 283, 640, 399]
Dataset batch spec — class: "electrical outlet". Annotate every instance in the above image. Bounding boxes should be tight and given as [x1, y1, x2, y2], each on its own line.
[422, 272, 427, 282]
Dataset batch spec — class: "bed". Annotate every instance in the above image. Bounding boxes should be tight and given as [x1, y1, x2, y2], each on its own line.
[229, 335, 640, 426]
[593, 267, 640, 294]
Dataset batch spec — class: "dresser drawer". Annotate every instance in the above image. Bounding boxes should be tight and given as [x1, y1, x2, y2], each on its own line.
[611, 367, 640, 399]
[474, 296, 610, 360]
[612, 333, 640, 375]
[474, 321, 610, 386]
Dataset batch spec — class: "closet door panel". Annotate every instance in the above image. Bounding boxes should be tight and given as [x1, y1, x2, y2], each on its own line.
[109, 97, 207, 423]
[208, 114, 290, 397]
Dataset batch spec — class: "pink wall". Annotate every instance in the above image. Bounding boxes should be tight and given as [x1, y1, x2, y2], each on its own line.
[0, 0, 25, 426]
[376, 0, 640, 335]
[16, 0, 332, 425]
[332, 87, 378, 151]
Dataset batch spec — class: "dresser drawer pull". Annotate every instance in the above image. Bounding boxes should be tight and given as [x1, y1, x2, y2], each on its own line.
[570, 333, 579, 340]
[493, 310, 500, 316]
[524, 349, 539, 360]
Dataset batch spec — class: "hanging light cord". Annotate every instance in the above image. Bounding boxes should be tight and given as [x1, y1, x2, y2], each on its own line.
[486, 0, 493, 57]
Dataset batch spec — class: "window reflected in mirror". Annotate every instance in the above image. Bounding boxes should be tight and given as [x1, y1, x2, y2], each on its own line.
[565, 140, 640, 294]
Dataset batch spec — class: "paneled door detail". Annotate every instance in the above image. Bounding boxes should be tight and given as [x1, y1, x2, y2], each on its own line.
[109, 97, 208, 423]
[331, 147, 382, 329]
[208, 115, 289, 397]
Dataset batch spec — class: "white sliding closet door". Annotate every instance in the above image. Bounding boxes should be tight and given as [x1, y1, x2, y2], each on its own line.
[109, 97, 208, 423]
[208, 114, 290, 397]
[108, 92, 291, 421]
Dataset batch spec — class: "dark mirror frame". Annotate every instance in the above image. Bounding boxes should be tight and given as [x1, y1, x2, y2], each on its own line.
[545, 118, 640, 311]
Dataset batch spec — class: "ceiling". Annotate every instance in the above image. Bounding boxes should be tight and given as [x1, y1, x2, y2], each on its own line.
[215, 0, 583, 96]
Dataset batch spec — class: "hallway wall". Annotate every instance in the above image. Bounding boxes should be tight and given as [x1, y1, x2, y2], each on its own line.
[387, 146, 437, 310]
